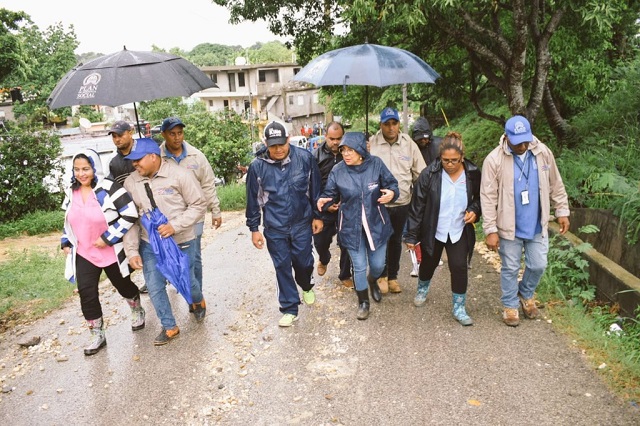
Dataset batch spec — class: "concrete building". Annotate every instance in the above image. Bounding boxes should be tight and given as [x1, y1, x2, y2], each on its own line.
[194, 62, 325, 137]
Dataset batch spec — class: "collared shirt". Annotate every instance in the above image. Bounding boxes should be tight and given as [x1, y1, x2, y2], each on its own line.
[435, 170, 467, 243]
[163, 142, 188, 164]
[513, 150, 542, 239]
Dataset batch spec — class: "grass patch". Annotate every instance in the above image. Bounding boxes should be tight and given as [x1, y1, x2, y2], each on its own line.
[544, 302, 640, 402]
[0, 210, 64, 240]
[218, 182, 246, 211]
[0, 248, 74, 331]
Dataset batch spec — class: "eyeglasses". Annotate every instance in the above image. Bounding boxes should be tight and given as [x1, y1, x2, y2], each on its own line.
[340, 148, 356, 155]
[441, 158, 462, 165]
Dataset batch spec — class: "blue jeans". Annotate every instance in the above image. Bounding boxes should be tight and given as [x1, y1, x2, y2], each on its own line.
[194, 221, 204, 292]
[140, 239, 202, 329]
[348, 234, 387, 292]
[264, 222, 314, 316]
[498, 233, 548, 308]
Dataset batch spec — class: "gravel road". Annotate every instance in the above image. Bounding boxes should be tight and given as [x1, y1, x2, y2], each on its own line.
[0, 211, 637, 425]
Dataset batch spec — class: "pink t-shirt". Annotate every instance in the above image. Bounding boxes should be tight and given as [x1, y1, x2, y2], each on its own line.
[67, 189, 117, 267]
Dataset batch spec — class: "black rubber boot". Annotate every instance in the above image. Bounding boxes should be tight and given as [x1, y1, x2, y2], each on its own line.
[356, 289, 370, 320]
[367, 275, 382, 303]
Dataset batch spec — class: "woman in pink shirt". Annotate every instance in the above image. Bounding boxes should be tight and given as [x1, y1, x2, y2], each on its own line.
[61, 149, 142, 355]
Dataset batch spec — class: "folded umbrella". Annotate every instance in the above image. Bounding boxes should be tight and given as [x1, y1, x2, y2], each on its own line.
[140, 183, 193, 304]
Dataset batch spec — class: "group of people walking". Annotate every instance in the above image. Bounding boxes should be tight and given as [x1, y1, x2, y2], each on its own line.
[62, 117, 222, 354]
[246, 109, 570, 329]
[62, 107, 570, 354]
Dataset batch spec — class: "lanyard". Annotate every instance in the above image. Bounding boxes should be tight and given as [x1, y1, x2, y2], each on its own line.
[514, 151, 531, 189]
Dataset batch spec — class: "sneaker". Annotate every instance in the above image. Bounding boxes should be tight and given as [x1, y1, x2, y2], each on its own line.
[503, 308, 520, 327]
[317, 261, 327, 276]
[388, 279, 402, 293]
[154, 327, 180, 346]
[519, 294, 540, 319]
[302, 289, 316, 305]
[278, 313, 298, 327]
[341, 278, 354, 289]
[192, 299, 207, 322]
[139, 284, 148, 294]
[377, 277, 389, 294]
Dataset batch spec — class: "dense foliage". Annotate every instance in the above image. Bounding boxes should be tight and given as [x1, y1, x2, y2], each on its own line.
[139, 99, 252, 183]
[0, 124, 62, 223]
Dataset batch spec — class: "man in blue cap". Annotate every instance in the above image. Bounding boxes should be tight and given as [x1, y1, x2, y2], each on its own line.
[480, 115, 570, 327]
[159, 117, 222, 308]
[122, 138, 208, 345]
[369, 107, 426, 295]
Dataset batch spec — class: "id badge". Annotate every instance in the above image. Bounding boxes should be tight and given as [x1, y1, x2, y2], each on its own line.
[521, 190, 530, 205]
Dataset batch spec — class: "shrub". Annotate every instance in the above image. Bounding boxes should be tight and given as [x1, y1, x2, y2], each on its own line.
[0, 125, 63, 223]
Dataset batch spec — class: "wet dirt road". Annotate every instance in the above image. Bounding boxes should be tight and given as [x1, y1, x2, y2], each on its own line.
[0, 212, 637, 425]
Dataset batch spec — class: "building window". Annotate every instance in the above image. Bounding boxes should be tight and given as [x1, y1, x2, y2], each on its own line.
[288, 95, 294, 105]
[238, 72, 245, 87]
[258, 69, 280, 83]
[228, 73, 236, 92]
[209, 100, 213, 107]
[297, 95, 304, 106]
[313, 93, 319, 104]
[293, 67, 301, 75]
[223, 100, 229, 109]
[210, 73, 217, 84]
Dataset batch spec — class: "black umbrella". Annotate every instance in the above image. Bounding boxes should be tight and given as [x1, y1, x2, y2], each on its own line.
[293, 43, 440, 134]
[47, 47, 217, 135]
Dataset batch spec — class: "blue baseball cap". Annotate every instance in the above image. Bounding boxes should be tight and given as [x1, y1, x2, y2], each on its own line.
[124, 138, 161, 160]
[161, 117, 186, 132]
[380, 107, 400, 123]
[505, 115, 532, 145]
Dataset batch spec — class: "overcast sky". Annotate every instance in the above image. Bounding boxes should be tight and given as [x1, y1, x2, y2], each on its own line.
[3, 0, 288, 54]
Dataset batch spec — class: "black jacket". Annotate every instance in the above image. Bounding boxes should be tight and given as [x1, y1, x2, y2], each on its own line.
[405, 159, 482, 257]
[313, 142, 343, 189]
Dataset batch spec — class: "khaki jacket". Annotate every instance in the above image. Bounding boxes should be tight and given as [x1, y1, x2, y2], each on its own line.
[480, 135, 570, 240]
[123, 160, 206, 258]
[160, 141, 221, 221]
[369, 131, 426, 207]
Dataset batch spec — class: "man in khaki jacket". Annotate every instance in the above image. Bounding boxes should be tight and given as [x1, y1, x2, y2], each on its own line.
[370, 107, 426, 294]
[480, 115, 570, 327]
[123, 138, 207, 345]
[159, 117, 222, 299]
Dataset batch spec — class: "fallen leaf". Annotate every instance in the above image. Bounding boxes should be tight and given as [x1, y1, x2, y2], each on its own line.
[467, 399, 482, 406]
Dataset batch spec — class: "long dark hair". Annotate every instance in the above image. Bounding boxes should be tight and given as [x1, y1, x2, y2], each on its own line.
[70, 153, 96, 190]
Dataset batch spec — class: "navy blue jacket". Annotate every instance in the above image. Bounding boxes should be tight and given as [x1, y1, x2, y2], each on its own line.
[320, 132, 399, 252]
[405, 159, 482, 257]
[246, 144, 322, 232]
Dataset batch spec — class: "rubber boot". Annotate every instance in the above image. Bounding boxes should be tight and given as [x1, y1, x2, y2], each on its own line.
[367, 275, 382, 303]
[125, 294, 146, 331]
[452, 293, 473, 326]
[356, 289, 370, 320]
[84, 317, 106, 356]
[192, 298, 207, 322]
[413, 279, 432, 307]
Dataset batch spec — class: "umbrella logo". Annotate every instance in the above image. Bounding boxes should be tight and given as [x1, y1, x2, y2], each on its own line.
[77, 73, 102, 100]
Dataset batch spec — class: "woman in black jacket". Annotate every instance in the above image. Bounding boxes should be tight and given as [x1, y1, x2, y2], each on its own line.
[404, 131, 481, 325]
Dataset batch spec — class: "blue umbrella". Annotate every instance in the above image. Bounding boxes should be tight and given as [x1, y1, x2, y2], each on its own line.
[140, 183, 193, 304]
[293, 43, 440, 134]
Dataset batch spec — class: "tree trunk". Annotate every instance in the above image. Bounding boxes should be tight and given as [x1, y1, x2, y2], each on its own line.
[542, 83, 577, 150]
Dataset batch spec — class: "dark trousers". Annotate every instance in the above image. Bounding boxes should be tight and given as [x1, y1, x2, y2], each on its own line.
[264, 222, 314, 316]
[313, 221, 352, 280]
[75, 254, 139, 320]
[419, 236, 469, 294]
[382, 204, 410, 280]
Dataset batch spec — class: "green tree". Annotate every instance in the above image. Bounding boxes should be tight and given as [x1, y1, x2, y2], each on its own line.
[139, 99, 251, 182]
[247, 41, 294, 64]
[214, 0, 640, 145]
[0, 123, 62, 223]
[187, 43, 243, 66]
[3, 19, 78, 124]
[0, 8, 29, 84]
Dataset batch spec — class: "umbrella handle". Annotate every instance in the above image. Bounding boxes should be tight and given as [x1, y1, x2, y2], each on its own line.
[144, 183, 159, 210]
